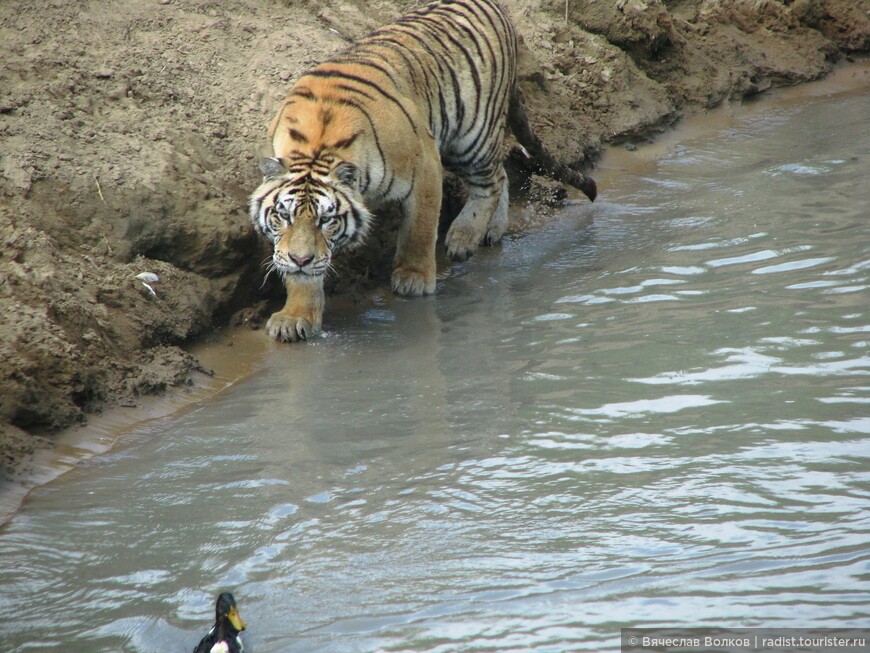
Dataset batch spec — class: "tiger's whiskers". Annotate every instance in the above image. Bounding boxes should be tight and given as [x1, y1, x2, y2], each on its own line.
[260, 258, 280, 289]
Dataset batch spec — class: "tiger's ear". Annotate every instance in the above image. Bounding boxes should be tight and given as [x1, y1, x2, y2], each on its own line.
[259, 157, 286, 181]
[332, 161, 359, 188]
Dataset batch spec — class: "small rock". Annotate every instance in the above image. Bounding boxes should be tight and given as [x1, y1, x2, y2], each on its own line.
[135, 272, 160, 284]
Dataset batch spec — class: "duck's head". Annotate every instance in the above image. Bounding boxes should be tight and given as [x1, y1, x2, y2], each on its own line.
[215, 592, 246, 634]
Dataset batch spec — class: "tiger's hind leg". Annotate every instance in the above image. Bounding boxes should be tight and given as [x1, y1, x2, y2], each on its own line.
[445, 165, 509, 262]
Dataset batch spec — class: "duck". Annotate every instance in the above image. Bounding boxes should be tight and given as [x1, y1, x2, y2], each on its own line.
[193, 592, 247, 653]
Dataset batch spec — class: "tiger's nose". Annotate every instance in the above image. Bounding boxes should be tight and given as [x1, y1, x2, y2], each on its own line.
[289, 253, 314, 268]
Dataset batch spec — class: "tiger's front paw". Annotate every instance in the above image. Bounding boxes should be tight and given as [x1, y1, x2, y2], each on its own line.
[392, 265, 435, 297]
[484, 222, 507, 247]
[445, 223, 482, 261]
[266, 311, 320, 342]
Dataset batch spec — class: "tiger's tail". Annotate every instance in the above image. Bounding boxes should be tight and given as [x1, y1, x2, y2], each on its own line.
[507, 87, 597, 203]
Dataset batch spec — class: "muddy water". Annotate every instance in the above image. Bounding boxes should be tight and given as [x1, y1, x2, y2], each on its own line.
[2, 81, 869, 651]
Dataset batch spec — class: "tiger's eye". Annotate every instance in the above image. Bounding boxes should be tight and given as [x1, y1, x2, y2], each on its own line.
[271, 209, 291, 228]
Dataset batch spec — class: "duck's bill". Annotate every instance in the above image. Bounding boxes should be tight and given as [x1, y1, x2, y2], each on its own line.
[229, 605, 246, 632]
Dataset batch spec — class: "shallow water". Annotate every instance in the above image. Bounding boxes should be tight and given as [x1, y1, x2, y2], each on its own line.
[2, 83, 869, 651]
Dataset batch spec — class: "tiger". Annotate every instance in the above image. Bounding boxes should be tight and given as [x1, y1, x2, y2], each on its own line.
[249, 0, 597, 342]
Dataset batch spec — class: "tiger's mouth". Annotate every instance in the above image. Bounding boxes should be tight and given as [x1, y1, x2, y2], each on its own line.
[273, 254, 329, 278]
[282, 267, 325, 278]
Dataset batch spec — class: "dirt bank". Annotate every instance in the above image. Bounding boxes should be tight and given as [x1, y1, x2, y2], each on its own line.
[1, 0, 868, 479]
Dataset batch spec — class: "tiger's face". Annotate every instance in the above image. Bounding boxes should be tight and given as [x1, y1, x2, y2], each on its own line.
[249, 157, 372, 279]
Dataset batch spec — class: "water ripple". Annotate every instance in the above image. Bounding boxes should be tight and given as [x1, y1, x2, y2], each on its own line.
[3, 85, 870, 653]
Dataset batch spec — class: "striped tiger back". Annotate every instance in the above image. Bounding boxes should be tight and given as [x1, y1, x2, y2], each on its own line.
[341, 0, 518, 178]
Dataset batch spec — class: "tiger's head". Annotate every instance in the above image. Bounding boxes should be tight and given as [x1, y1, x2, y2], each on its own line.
[249, 156, 372, 280]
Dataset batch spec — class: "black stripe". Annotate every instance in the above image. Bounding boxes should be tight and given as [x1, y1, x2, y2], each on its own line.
[351, 44, 424, 91]
[439, 9, 511, 153]
[386, 24, 460, 143]
[463, 177, 500, 191]
[403, 14, 478, 130]
[288, 128, 308, 143]
[336, 82, 377, 103]
[326, 57, 400, 90]
[404, 19, 470, 137]
[437, 6, 499, 81]
[330, 132, 360, 150]
[305, 69, 418, 134]
[455, 0, 512, 45]
[375, 164, 395, 201]
[290, 87, 316, 101]
[334, 97, 387, 185]
[397, 167, 417, 204]
[362, 35, 439, 133]
[445, 0, 515, 97]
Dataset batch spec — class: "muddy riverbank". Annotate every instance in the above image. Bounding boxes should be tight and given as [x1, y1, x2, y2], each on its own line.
[1, 0, 868, 479]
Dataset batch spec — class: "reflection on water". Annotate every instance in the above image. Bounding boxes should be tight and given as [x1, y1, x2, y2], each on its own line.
[2, 85, 869, 652]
